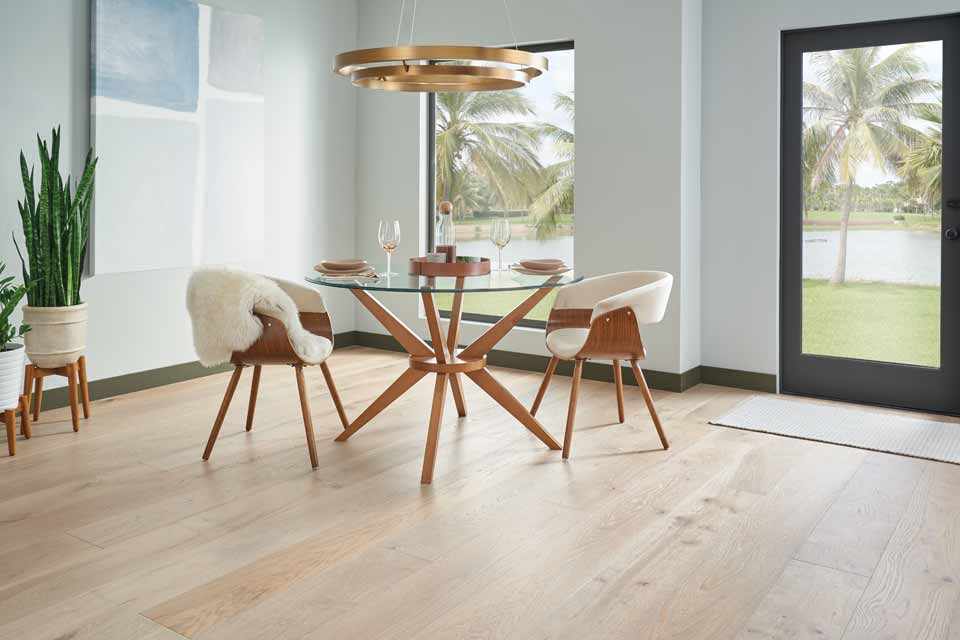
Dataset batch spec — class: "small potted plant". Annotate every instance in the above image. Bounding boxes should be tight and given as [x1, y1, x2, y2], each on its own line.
[0, 263, 30, 412]
[14, 126, 96, 368]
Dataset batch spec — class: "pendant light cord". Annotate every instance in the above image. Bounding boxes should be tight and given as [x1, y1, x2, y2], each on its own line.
[502, 0, 519, 50]
[408, 0, 418, 44]
[395, 0, 518, 50]
[394, 0, 406, 46]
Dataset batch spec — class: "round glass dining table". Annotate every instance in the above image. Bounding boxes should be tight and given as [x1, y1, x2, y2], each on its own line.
[306, 268, 583, 483]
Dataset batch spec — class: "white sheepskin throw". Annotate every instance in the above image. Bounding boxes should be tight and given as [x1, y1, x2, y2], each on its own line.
[186, 268, 332, 367]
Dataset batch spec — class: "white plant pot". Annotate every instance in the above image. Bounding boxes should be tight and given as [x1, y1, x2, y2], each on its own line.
[23, 303, 88, 369]
[0, 344, 25, 411]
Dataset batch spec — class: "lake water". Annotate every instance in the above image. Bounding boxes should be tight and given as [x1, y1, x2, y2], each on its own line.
[804, 229, 940, 286]
[458, 230, 940, 286]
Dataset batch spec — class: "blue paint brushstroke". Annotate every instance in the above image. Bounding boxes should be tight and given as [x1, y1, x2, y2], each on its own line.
[93, 0, 199, 112]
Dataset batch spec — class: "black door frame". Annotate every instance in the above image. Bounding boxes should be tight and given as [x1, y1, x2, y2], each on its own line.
[780, 13, 960, 413]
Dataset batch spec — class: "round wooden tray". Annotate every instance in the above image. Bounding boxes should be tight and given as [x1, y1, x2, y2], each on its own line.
[409, 256, 491, 277]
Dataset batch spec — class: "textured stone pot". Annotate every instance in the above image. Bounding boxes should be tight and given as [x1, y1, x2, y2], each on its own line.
[0, 343, 25, 411]
[23, 303, 88, 369]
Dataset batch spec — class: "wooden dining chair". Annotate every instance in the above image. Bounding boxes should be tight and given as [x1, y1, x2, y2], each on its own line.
[530, 271, 674, 458]
[197, 277, 350, 469]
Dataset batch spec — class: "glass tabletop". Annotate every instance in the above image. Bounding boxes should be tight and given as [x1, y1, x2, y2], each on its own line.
[305, 269, 582, 293]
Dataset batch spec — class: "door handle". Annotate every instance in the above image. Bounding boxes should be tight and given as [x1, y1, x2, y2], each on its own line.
[947, 199, 960, 209]
[946, 227, 960, 241]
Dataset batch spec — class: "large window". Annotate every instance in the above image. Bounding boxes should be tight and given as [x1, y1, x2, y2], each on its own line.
[429, 42, 574, 325]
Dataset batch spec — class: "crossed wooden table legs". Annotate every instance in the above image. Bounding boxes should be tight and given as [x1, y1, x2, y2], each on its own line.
[337, 277, 562, 483]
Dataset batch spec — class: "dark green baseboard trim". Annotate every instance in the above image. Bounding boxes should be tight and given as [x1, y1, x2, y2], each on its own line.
[35, 331, 776, 410]
[699, 365, 777, 393]
[36, 331, 360, 411]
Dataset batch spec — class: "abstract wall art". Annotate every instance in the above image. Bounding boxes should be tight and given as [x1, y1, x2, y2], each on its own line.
[91, 0, 265, 274]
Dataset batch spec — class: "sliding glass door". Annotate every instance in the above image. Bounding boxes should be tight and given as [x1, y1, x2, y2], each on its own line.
[781, 14, 960, 412]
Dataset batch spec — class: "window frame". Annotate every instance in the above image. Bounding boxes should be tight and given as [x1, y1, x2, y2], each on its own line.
[426, 40, 575, 329]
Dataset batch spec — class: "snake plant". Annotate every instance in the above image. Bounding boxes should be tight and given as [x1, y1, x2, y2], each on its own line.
[14, 126, 97, 307]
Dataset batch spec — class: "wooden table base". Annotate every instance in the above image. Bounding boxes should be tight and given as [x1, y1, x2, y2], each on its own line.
[24, 356, 91, 433]
[338, 277, 563, 483]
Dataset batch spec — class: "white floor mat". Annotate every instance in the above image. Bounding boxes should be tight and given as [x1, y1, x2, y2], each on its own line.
[710, 395, 960, 464]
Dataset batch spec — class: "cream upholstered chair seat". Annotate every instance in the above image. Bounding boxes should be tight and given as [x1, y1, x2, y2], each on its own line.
[531, 271, 674, 458]
[545, 328, 590, 359]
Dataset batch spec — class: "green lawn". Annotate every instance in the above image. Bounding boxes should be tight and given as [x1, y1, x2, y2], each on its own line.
[436, 288, 557, 323]
[803, 279, 940, 367]
[804, 210, 940, 231]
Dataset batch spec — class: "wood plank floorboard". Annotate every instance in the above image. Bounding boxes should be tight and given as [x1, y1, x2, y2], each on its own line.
[0, 347, 957, 640]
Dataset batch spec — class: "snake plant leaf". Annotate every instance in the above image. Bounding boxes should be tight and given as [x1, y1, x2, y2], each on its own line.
[50, 171, 65, 306]
[19, 152, 35, 218]
[36, 136, 51, 305]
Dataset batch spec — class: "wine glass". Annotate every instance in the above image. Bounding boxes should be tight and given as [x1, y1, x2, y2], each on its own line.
[378, 220, 400, 276]
[490, 218, 511, 272]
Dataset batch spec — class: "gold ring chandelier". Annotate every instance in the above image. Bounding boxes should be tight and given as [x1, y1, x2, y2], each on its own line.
[334, 0, 548, 93]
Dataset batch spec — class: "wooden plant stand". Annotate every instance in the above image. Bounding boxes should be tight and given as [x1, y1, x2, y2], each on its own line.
[4, 394, 31, 456]
[24, 356, 91, 432]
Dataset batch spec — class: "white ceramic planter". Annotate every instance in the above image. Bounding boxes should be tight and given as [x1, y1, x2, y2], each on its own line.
[0, 344, 25, 411]
[23, 303, 88, 369]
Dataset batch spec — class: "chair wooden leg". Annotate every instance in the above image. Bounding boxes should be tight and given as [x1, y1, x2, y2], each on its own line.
[66, 363, 80, 432]
[19, 395, 31, 439]
[32, 376, 43, 422]
[630, 360, 669, 449]
[78, 356, 91, 419]
[421, 374, 448, 484]
[203, 365, 244, 461]
[5, 409, 15, 456]
[562, 359, 585, 459]
[245, 365, 261, 432]
[531, 356, 559, 417]
[320, 361, 350, 431]
[295, 365, 319, 469]
[613, 359, 625, 423]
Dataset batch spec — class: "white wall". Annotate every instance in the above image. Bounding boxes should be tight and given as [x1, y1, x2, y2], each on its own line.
[354, 0, 702, 375]
[0, 0, 357, 388]
[680, 0, 702, 373]
[701, 0, 958, 376]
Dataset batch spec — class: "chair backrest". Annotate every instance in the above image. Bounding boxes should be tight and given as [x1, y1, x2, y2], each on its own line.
[555, 271, 673, 325]
[186, 268, 331, 367]
[265, 276, 326, 314]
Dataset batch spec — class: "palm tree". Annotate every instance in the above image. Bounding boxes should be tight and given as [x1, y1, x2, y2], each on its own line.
[802, 122, 835, 221]
[902, 99, 942, 209]
[435, 91, 544, 215]
[529, 92, 574, 239]
[803, 45, 937, 283]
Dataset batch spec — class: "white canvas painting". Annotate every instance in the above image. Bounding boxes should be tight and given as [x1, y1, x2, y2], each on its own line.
[92, 0, 265, 274]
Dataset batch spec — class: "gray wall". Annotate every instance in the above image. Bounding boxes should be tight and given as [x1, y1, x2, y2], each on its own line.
[354, 0, 702, 375]
[0, 0, 358, 388]
[701, 0, 958, 376]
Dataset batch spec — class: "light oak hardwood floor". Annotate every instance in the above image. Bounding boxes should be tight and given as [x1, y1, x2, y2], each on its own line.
[1, 346, 958, 640]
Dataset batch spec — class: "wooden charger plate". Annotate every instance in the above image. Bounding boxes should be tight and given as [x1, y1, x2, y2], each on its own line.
[317, 259, 369, 272]
[520, 258, 564, 270]
[511, 264, 571, 276]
